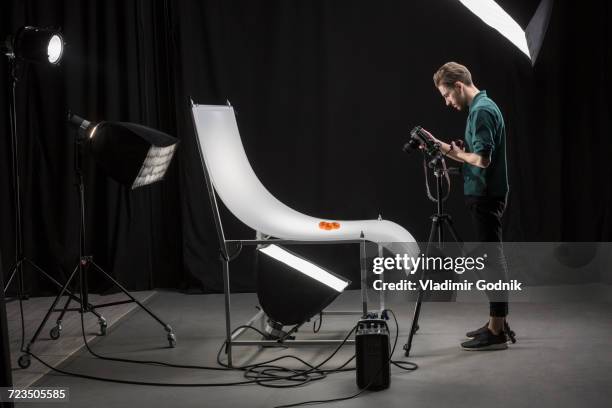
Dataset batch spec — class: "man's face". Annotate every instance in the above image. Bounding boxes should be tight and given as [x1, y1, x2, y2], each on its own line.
[438, 83, 467, 111]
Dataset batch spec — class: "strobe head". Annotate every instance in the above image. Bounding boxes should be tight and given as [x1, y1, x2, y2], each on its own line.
[6, 26, 65, 65]
[66, 110, 179, 189]
[67, 111, 97, 140]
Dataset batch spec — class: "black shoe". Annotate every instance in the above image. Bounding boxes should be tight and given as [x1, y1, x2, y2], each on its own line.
[461, 328, 508, 351]
[466, 321, 516, 343]
[465, 322, 489, 338]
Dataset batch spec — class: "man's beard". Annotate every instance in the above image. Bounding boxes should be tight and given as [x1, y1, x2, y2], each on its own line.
[457, 95, 468, 111]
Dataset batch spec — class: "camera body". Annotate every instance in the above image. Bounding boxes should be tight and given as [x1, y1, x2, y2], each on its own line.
[405, 126, 440, 157]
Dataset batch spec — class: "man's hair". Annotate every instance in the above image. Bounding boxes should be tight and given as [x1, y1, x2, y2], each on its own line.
[433, 62, 473, 88]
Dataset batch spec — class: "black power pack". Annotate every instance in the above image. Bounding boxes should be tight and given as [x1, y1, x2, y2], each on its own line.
[355, 317, 390, 390]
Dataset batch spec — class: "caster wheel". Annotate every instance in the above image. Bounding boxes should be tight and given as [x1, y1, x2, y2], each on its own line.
[18, 354, 31, 369]
[168, 333, 177, 348]
[50, 325, 61, 340]
[99, 318, 107, 336]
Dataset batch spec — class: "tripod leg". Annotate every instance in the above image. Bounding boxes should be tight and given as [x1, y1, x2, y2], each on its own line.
[20, 265, 79, 367]
[404, 288, 424, 357]
[403, 218, 439, 356]
[40, 260, 107, 337]
[444, 218, 465, 254]
[88, 261, 174, 345]
[17, 260, 93, 314]
[3, 262, 19, 293]
[426, 217, 438, 254]
[23, 258, 70, 291]
[50, 296, 72, 340]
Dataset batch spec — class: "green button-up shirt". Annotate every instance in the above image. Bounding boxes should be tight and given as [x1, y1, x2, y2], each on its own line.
[462, 90, 509, 197]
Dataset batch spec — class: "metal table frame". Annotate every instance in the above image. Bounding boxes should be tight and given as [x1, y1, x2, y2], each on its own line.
[191, 101, 386, 367]
[220, 238, 386, 366]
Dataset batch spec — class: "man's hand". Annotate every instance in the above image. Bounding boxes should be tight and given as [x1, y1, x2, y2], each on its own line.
[420, 128, 441, 145]
[451, 140, 465, 153]
[419, 128, 455, 157]
[418, 129, 488, 167]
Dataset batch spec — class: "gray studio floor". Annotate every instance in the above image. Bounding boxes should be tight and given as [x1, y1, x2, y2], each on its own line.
[14, 290, 612, 408]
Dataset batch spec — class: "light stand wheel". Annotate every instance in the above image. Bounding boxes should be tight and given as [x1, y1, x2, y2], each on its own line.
[49, 324, 62, 340]
[98, 317, 107, 336]
[167, 332, 177, 348]
[18, 354, 31, 369]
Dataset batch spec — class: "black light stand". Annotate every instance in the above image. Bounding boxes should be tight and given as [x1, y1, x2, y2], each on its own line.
[16, 127, 176, 369]
[3, 46, 94, 360]
[1, 250, 15, 408]
[402, 154, 463, 357]
[3, 27, 67, 299]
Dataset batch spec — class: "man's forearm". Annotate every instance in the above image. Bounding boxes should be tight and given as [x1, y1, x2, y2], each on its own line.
[435, 140, 489, 168]
[436, 141, 465, 163]
[456, 151, 489, 168]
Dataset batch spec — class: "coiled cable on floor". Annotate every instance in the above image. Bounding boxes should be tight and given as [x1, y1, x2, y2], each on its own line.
[273, 309, 418, 408]
[26, 307, 417, 406]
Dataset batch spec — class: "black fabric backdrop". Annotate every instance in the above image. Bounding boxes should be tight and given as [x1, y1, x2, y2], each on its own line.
[0, 0, 610, 295]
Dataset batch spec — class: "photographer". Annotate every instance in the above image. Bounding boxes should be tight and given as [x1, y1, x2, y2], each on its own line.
[424, 62, 515, 351]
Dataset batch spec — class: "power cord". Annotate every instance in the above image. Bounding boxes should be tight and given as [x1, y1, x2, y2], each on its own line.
[25, 311, 358, 388]
[217, 324, 358, 388]
[313, 312, 323, 333]
[25, 306, 417, 407]
[273, 309, 418, 408]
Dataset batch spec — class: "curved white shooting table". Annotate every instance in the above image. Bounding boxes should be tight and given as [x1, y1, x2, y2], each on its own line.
[190, 103, 419, 365]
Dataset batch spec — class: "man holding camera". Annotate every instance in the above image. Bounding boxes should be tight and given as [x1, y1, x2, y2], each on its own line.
[424, 61, 515, 350]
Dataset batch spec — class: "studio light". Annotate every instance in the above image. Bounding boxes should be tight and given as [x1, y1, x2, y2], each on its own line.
[256, 245, 350, 334]
[457, 0, 554, 64]
[18, 112, 180, 368]
[68, 113, 179, 189]
[2, 26, 66, 364]
[4, 26, 65, 65]
[258, 245, 349, 292]
[459, 0, 530, 57]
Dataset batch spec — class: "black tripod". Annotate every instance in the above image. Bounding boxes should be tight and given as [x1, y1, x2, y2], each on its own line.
[17, 133, 176, 369]
[403, 156, 463, 357]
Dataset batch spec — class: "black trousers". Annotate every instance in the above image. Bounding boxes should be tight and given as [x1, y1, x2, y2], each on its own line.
[465, 195, 508, 317]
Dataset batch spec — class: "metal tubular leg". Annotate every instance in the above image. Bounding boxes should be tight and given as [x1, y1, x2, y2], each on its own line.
[25, 258, 73, 292]
[24, 266, 79, 352]
[89, 261, 170, 331]
[404, 218, 439, 356]
[222, 260, 233, 367]
[445, 219, 466, 255]
[3, 262, 19, 292]
[50, 265, 104, 319]
[378, 244, 385, 312]
[56, 296, 72, 325]
[360, 239, 368, 317]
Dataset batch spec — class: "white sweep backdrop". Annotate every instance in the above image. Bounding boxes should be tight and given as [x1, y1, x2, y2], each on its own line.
[191, 104, 419, 258]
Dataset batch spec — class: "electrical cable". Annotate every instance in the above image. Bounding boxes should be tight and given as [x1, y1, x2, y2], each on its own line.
[25, 311, 358, 388]
[217, 325, 359, 388]
[313, 312, 323, 333]
[24, 304, 416, 407]
[273, 309, 418, 408]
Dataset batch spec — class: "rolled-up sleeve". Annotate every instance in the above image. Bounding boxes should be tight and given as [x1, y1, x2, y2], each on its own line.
[472, 110, 496, 157]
